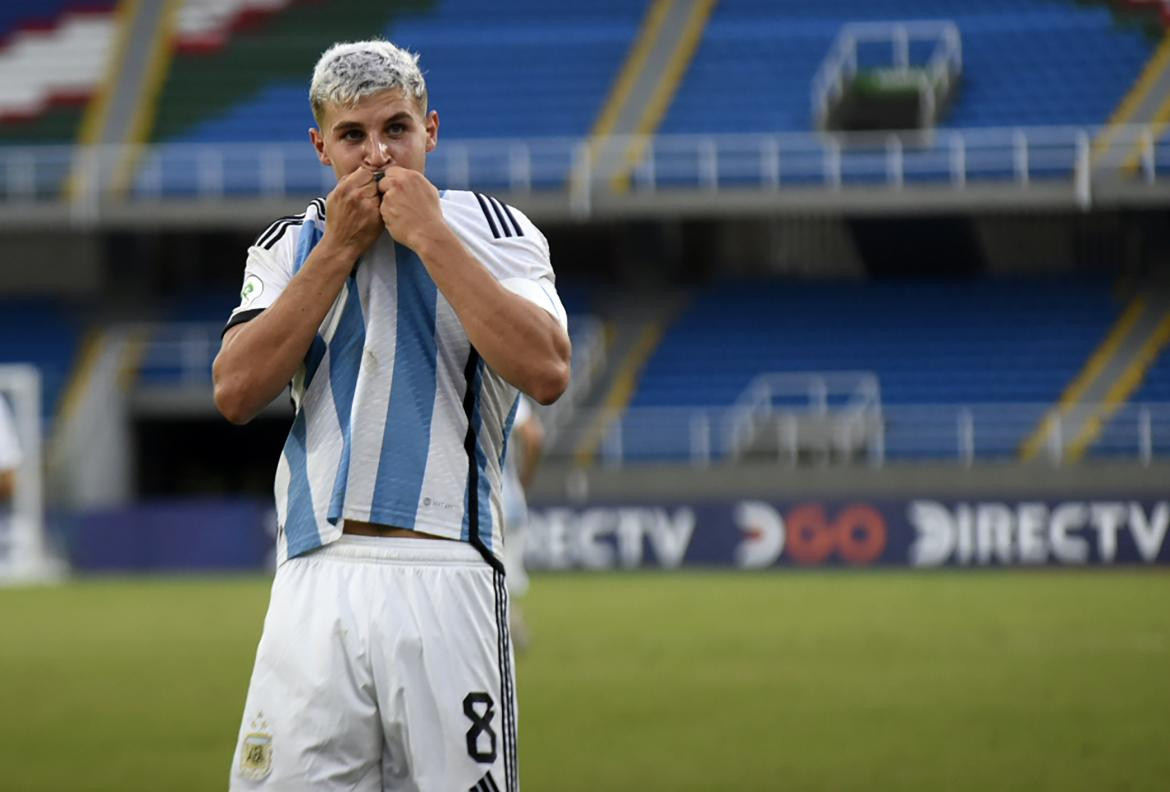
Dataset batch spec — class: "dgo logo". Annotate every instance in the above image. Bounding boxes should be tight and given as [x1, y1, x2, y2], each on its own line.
[735, 501, 888, 567]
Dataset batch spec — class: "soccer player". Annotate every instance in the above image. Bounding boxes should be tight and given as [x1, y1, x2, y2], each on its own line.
[212, 40, 571, 791]
[500, 397, 544, 650]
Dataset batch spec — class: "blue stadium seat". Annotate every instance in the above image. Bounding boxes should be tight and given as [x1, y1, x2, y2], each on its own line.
[165, 1, 649, 146]
[0, 298, 84, 430]
[0, 2, 113, 40]
[628, 276, 1120, 460]
[635, 276, 1118, 408]
[661, 1, 1153, 134]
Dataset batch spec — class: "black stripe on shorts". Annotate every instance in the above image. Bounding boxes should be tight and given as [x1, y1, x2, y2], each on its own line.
[493, 569, 518, 791]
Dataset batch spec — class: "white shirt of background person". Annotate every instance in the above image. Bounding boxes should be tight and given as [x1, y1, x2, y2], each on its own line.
[0, 395, 22, 505]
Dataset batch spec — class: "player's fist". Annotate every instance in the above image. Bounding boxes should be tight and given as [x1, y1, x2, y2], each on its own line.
[322, 167, 384, 257]
[377, 167, 444, 252]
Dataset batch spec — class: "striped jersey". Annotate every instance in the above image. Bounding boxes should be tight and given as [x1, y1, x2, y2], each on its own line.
[223, 190, 567, 570]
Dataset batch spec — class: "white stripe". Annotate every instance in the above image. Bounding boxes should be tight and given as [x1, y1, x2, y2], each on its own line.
[299, 351, 343, 544]
[273, 446, 292, 564]
[414, 292, 471, 531]
[343, 237, 397, 517]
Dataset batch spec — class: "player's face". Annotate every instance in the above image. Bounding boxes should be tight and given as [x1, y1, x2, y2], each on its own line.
[309, 88, 438, 180]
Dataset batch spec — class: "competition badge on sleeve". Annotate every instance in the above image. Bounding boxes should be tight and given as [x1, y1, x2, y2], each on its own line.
[240, 275, 264, 309]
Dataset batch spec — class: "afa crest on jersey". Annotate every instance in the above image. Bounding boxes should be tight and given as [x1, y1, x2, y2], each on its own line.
[238, 714, 273, 781]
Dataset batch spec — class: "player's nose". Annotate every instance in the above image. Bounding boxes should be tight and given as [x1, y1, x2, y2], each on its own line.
[364, 137, 393, 168]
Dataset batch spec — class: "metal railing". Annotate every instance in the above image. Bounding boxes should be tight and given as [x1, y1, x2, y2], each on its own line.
[724, 371, 881, 459]
[130, 314, 606, 441]
[3, 123, 1169, 219]
[134, 314, 602, 378]
[88, 324, 1170, 467]
[564, 402, 1170, 468]
[134, 320, 222, 385]
[810, 20, 962, 129]
[532, 315, 606, 444]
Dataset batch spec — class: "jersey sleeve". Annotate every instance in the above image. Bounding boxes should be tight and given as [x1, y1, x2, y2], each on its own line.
[497, 224, 568, 332]
[480, 201, 567, 332]
[222, 213, 304, 336]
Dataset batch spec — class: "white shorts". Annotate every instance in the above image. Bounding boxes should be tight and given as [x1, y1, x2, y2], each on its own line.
[230, 536, 518, 792]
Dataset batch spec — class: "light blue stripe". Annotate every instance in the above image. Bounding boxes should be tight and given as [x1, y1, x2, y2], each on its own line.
[498, 395, 520, 469]
[326, 280, 366, 523]
[296, 228, 327, 395]
[282, 410, 322, 558]
[370, 244, 438, 527]
[292, 220, 322, 275]
[281, 221, 326, 558]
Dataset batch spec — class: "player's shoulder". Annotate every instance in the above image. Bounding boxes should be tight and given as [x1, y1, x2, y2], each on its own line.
[440, 189, 542, 244]
[251, 198, 327, 251]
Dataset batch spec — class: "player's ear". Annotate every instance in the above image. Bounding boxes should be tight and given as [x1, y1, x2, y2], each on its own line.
[309, 127, 331, 166]
[424, 110, 439, 153]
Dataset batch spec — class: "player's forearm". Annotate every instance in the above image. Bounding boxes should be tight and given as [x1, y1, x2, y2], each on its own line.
[213, 238, 360, 423]
[0, 470, 13, 501]
[414, 229, 571, 405]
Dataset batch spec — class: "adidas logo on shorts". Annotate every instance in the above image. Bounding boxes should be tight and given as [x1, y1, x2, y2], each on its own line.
[469, 770, 501, 792]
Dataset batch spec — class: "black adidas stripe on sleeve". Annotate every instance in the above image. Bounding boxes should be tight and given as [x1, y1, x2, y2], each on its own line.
[485, 195, 511, 238]
[473, 193, 501, 239]
[254, 198, 325, 249]
[474, 193, 525, 240]
[496, 198, 523, 237]
[255, 213, 304, 249]
[221, 308, 264, 337]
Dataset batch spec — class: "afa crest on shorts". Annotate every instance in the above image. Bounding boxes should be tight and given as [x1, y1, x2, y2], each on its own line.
[238, 714, 273, 781]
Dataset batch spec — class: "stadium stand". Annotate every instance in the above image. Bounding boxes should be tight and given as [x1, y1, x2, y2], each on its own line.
[633, 276, 1119, 408]
[151, 0, 647, 144]
[174, 0, 293, 55]
[0, 2, 117, 143]
[150, 0, 396, 143]
[614, 276, 1124, 462]
[134, 276, 597, 390]
[1091, 334, 1170, 457]
[1132, 345, 1170, 401]
[135, 0, 648, 195]
[660, 0, 1153, 135]
[0, 299, 84, 430]
[133, 292, 237, 387]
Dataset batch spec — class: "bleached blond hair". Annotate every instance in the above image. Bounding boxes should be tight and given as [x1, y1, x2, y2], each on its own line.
[309, 39, 428, 124]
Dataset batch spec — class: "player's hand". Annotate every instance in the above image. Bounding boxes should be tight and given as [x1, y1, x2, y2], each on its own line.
[377, 167, 446, 252]
[322, 167, 384, 258]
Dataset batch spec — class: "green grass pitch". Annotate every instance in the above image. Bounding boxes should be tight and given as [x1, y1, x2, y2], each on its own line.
[1, 570, 1167, 790]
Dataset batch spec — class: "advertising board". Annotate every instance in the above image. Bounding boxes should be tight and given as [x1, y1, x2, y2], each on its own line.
[526, 498, 1170, 570]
